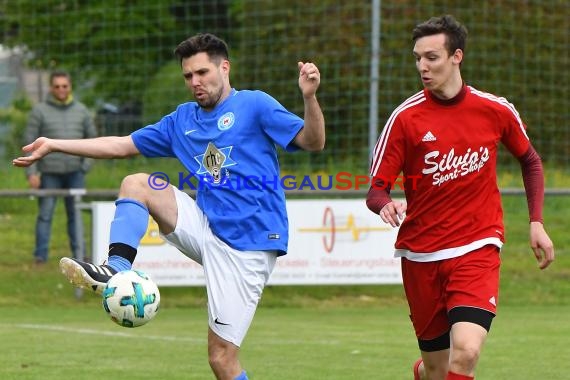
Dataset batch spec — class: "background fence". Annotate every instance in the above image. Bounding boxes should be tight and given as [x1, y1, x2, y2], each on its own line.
[1, 0, 568, 174]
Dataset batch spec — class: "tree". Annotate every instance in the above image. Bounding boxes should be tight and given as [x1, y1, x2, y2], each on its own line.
[0, 0, 228, 108]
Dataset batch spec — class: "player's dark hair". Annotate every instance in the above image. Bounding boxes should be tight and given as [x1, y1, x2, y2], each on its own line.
[49, 70, 71, 85]
[412, 15, 468, 57]
[174, 33, 229, 65]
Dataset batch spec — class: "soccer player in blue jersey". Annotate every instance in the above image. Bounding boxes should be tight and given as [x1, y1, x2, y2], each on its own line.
[13, 33, 325, 380]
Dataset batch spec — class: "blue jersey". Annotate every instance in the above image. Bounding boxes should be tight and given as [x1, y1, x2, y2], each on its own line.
[131, 89, 303, 255]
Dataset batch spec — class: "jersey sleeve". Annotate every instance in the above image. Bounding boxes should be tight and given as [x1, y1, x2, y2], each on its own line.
[369, 113, 406, 181]
[518, 145, 544, 223]
[499, 100, 530, 158]
[130, 112, 176, 158]
[256, 91, 304, 152]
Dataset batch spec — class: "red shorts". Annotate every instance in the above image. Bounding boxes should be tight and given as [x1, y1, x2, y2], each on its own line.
[401, 245, 501, 341]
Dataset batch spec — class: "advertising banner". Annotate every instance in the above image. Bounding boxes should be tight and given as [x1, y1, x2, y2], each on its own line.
[92, 199, 401, 286]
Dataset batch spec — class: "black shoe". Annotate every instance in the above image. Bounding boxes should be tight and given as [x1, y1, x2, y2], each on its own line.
[59, 257, 117, 294]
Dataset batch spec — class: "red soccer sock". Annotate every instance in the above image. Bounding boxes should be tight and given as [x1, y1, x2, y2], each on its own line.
[446, 371, 474, 380]
[412, 358, 423, 380]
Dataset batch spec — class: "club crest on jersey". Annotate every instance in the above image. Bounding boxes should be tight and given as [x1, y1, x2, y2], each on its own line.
[194, 142, 236, 185]
[217, 112, 235, 131]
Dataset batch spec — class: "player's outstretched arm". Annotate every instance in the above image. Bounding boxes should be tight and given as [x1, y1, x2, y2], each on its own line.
[12, 135, 139, 168]
[529, 221, 554, 270]
[294, 61, 325, 152]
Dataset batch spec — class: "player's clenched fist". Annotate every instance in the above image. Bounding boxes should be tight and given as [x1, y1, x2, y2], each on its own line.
[298, 61, 320, 97]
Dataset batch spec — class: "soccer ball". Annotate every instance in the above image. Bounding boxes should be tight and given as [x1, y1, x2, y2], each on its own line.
[102, 270, 160, 328]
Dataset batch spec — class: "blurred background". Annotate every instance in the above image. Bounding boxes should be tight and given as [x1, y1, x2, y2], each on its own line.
[0, 0, 568, 175]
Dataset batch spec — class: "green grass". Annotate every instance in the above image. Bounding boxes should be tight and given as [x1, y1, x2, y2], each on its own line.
[0, 305, 569, 379]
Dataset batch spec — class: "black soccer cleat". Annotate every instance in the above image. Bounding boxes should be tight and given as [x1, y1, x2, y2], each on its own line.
[59, 257, 117, 295]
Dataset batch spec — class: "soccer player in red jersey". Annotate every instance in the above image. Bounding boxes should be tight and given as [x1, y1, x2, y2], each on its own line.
[366, 15, 554, 380]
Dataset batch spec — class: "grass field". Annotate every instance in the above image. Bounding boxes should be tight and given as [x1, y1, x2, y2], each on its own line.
[0, 162, 569, 379]
[0, 305, 569, 379]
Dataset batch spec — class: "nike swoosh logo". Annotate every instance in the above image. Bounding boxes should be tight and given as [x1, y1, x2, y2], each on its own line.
[184, 129, 197, 135]
[214, 317, 230, 326]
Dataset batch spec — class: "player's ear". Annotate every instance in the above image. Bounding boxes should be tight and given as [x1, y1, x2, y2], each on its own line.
[452, 49, 463, 66]
[221, 59, 230, 75]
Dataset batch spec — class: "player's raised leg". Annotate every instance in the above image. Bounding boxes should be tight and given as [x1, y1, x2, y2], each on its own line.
[60, 173, 178, 293]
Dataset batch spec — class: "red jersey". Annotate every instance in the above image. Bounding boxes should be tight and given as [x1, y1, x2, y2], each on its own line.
[370, 85, 530, 261]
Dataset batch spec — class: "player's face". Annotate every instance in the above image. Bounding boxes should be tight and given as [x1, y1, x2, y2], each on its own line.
[181, 52, 230, 111]
[50, 77, 72, 102]
[413, 33, 462, 96]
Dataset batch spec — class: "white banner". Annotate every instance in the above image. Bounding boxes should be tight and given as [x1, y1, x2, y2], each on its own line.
[92, 199, 401, 286]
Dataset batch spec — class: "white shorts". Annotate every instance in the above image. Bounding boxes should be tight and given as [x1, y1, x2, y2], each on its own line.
[162, 187, 277, 346]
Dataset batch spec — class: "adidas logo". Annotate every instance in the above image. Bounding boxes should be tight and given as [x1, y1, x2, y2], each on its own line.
[88, 263, 115, 276]
[489, 296, 496, 306]
[422, 131, 437, 142]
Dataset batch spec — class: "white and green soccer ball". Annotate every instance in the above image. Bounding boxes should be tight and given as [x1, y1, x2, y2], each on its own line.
[102, 270, 160, 328]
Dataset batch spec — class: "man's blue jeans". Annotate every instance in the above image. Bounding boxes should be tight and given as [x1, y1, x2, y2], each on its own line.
[34, 171, 85, 262]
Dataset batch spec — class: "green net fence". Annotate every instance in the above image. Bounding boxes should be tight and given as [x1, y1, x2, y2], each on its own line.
[1, 0, 568, 174]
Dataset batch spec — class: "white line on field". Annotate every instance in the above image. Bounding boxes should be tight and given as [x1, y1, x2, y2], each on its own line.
[10, 323, 206, 343]
[3, 323, 341, 346]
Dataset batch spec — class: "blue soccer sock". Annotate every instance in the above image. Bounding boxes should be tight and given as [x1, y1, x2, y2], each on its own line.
[108, 254, 132, 272]
[106, 198, 149, 272]
[234, 371, 248, 380]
